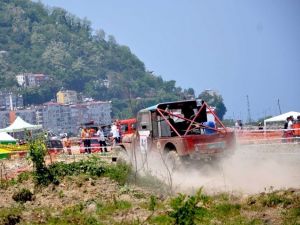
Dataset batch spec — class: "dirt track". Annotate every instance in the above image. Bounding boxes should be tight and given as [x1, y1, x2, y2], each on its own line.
[1, 143, 300, 195]
[171, 143, 300, 194]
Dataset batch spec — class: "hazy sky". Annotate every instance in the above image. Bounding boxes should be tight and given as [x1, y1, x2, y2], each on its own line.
[39, 0, 300, 120]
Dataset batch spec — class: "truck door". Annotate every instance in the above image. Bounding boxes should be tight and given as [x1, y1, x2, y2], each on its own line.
[137, 111, 152, 153]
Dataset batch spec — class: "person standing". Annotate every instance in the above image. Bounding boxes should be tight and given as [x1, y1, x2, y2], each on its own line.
[110, 122, 120, 146]
[81, 128, 91, 154]
[96, 127, 107, 152]
[63, 136, 72, 155]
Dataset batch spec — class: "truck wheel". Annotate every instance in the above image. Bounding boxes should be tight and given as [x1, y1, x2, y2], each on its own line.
[165, 150, 182, 171]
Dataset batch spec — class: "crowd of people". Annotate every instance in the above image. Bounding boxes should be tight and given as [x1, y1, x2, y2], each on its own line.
[80, 120, 121, 154]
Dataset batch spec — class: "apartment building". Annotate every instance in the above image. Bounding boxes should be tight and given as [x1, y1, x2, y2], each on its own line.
[38, 102, 72, 135]
[0, 111, 10, 128]
[40, 101, 111, 135]
[0, 92, 23, 110]
[0, 101, 112, 136]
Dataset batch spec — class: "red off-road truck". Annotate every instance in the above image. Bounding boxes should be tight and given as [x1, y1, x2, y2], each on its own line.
[115, 99, 235, 167]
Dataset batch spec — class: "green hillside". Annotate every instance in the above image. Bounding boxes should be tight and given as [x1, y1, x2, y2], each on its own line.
[0, 0, 196, 118]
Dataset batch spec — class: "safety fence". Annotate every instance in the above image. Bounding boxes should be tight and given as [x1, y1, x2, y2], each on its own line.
[235, 128, 300, 146]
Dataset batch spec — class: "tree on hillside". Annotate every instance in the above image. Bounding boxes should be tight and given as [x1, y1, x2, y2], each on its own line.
[198, 90, 227, 120]
[0, 0, 187, 116]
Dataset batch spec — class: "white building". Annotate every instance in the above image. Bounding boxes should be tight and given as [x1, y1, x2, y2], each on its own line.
[16, 73, 49, 87]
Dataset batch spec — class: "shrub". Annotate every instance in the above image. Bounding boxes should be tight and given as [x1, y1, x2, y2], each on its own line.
[149, 195, 157, 211]
[12, 188, 33, 203]
[169, 189, 210, 225]
[0, 207, 22, 225]
[105, 161, 131, 185]
[260, 192, 292, 208]
[17, 171, 31, 183]
[28, 137, 57, 186]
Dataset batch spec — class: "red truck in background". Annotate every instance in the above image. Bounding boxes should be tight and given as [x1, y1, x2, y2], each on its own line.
[114, 99, 235, 168]
[118, 118, 137, 138]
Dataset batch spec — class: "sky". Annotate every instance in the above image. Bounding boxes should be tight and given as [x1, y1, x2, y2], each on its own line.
[38, 0, 300, 121]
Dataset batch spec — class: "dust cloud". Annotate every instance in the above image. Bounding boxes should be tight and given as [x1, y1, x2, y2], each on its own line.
[134, 144, 300, 194]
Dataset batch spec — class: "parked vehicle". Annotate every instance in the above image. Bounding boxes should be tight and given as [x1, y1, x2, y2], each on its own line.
[119, 118, 136, 137]
[114, 99, 235, 168]
[46, 139, 63, 154]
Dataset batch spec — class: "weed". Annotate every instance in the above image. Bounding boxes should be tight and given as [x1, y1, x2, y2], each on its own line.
[12, 188, 33, 203]
[0, 207, 22, 225]
[149, 215, 174, 225]
[28, 136, 57, 186]
[0, 179, 17, 189]
[96, 199, 132, 218]
[283, 206, 300, 225]
[132, 171, 167, 194]
[169, 189, 210, 225]
[105, 161, 131, 185]
[260, 192, 293, 208]
[58, 190, 64, 198]
[16, 171, 31, 183]
[47, 203, 101, 225]
[213, 203, 241, 217]
[149, 195, 157, 211]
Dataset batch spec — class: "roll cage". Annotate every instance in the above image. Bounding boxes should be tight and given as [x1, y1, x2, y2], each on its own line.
[137, 100, 227, 137]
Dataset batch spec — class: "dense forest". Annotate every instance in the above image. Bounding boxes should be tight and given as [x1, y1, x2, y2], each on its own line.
[0, 0, 226, 119]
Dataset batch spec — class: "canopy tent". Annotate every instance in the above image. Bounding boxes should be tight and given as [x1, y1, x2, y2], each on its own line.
[0, 132, 16, 144]
[264, 111, 300, 129]
[0, 116, 42, 133]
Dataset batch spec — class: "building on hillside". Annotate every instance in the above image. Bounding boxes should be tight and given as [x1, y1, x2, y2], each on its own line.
[0, 109, 36, 129]
[56, 90, 78, 104]
[38, 102, 71, 135]
[102, 79, 110, 88]
[0, 111, 10, 128]
[16, 109, 37, 125]
[69, 101, 111, 134]
[0, 100, 112, 136]
[82, 101, 111, 125]
[16, 73, 49, 87]
[0, 92, 23, 110]
[39, 101, 111, 135]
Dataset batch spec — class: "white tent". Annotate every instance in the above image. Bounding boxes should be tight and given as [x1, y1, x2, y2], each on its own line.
[264, 111, 300, 129]
[0, 132, 16, 144]
[0, 116, 42, 133]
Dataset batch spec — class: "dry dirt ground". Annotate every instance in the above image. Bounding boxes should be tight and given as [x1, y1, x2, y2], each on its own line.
[0, 175, 300, 225]
[0, 175, 157, 224]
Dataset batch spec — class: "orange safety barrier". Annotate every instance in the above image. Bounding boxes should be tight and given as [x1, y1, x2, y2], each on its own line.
[293, 123, 300, 136]
[236, 130, 289, 145]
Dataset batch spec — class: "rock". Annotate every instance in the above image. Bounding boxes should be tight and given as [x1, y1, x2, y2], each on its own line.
[86, 202, 97, 213]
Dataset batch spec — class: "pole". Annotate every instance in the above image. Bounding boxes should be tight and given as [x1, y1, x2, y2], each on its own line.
[277, 99, 282, 114]
[246, 95, 252, 123]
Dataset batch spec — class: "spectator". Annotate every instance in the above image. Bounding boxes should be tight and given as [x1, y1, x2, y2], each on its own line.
[81, 128, 91, 154]
[96, 127, 107, 152]
[235, 120, 243, 130]
[63, 136, 72, 155]
[110, 122, 120, 146]
[283, 117, 293, 142]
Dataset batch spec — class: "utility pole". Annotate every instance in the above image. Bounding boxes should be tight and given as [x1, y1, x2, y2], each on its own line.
[277, 98, 282, 114]
[246, 95, 252, 123]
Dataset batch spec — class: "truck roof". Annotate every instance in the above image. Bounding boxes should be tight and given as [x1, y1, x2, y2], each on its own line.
[139, 99, 198, 113]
